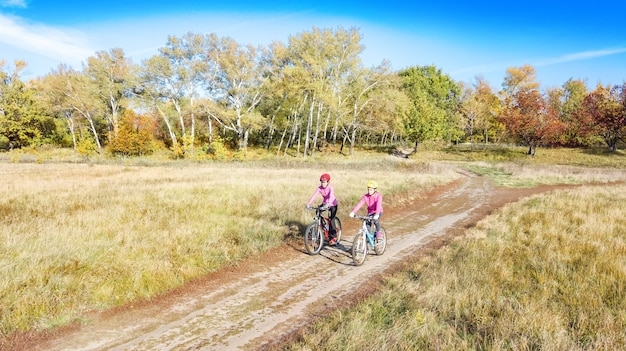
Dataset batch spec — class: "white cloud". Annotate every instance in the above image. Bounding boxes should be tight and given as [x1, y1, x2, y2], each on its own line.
[1, 0, 27, 8]
[0, 13, 94, 67]
[535, 47, 626, 67]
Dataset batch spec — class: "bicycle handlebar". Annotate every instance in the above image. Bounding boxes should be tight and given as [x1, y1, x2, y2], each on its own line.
[307, 205, 330, 211]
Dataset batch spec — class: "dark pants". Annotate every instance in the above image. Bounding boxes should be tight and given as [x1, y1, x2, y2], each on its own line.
[328, 205, 338, 240]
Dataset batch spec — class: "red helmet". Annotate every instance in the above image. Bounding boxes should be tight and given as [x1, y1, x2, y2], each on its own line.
[320, 173, 331, 182]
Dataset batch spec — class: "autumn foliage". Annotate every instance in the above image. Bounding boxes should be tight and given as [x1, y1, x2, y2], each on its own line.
[499, 90, 566, 155]
[580, 85, 626, 152]
[107, 110, 159, 156]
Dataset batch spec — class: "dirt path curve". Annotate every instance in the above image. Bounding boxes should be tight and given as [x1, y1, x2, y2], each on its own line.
[25, 170, 564, 351]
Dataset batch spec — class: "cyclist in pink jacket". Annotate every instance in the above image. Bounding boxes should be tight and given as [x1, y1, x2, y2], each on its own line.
[349, 180, 383, 240]
[306, 173, 339, 245]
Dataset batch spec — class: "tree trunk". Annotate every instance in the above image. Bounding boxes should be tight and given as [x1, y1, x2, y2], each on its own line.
[304, 97, 314, 158]
[156, 105, 178, 148]
[276, 128, 287, 156]
[85, 113, 103, 156]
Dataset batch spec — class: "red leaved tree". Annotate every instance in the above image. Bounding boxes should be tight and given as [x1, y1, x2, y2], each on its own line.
[581, 84, 626, 152]
[499, 89, 565, 155]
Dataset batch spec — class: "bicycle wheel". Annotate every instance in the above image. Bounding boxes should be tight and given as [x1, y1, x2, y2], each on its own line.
[331, 217, 342, 243]
[304, 223, 323, 255]
[374, 226, 387, 255]
[352, 233, 367, 266]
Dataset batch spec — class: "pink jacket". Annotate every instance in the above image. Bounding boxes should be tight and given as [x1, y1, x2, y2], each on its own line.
[308, 184, 338, 206]
[351, 192, 383, 215]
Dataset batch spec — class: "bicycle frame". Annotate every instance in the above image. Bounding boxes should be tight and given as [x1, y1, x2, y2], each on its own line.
[357, 216, 376, 247]
[313, 207, 331, 238]
[303, 206, 342, 255]
[351, 214, 386, 266]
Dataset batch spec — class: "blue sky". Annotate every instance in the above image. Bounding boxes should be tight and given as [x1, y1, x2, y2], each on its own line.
[1, 0, 625, 90]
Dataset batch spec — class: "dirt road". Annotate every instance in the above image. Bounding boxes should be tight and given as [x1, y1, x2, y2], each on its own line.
[23, 171, 560, 351]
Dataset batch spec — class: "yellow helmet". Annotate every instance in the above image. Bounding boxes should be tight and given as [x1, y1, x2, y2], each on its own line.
[366, 180, 378, 189]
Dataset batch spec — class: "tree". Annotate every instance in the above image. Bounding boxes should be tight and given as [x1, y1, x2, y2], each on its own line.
[399, 65, 461, 150]
[139, 32, 209, 157]
[108, 109, 158, 156]
[459, 77, 502, 145]
[341, 64, 397, 155]
[0, 61, 50, 149]
[581, 84, 626, 151]
[138, 55, 180, 152]
[84, 48, 136, 143]
[38, 65, 80, 151]
[499, 89, 564, 155]
[558, 79, 593, 146]
[501, 64, 540, 97]
[209, 35, 269, 152]
[62, 68, 107, 155]
[352, 67, 407, 148]
[281, 27, 365, 157]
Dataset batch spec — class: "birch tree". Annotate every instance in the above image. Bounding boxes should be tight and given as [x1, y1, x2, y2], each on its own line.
[140, 32, 208, 156]
[50, 65, 105, 155]
[208, 35, 269, 151]
[84, 48, 136, 143]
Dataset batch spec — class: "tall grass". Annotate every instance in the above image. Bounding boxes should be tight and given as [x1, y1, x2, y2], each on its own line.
[0, 157, 458, 337]
[286, 185, 626, 350]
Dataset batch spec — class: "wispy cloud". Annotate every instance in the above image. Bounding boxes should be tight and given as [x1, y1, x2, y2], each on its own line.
[1, 0, 27, 8]
[534, 47, 626, 67]
[0, 13, 94, 66]
[453, 47, 626, 78]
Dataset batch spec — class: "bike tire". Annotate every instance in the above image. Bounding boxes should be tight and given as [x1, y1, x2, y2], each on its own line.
[352, 233, 367, 266]
[331, 217, 342, 243]
[304, 222, 324, 255]
[374, 226, 387, 255]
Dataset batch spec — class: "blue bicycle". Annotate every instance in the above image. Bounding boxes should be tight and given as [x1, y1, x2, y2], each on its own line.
[351, 215, 387, 266]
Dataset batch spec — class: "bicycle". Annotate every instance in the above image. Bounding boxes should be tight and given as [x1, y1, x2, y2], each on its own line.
[303, 205, 342, 255]
[351, 214, 387, 266]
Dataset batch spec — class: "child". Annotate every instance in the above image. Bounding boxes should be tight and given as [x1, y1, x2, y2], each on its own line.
[306, 173, 339, 245]
[349, 180, 383, 240]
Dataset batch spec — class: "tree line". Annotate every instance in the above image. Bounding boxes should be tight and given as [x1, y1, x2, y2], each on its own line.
[1, 27, 625, 158]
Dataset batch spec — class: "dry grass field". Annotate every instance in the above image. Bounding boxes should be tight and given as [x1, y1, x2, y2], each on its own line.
[285, 184, 626, 350]
[0, 156, 457, 338]
[1, 146, 626, 350]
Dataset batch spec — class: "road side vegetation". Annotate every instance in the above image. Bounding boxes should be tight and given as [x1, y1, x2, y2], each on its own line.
[284, 184, 626, 351]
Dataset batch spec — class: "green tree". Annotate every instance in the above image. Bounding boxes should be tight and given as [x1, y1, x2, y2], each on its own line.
[281, 27, 364, 157]
[399, 65, 461, 150]
[0, 60, 61, 149]
[84, 48, 137, 144]
[37, 65, 81, 150]
[209, 35, 269, 151]
[343, 63, 406, 154]
[139, 32, 209, 157]
[54, 65, 107, 155]
[560, 79, 592, 146]
[544, 79, 592, 147]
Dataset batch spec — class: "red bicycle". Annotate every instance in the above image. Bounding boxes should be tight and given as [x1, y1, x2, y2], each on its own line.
[303, 205, 342, 255]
